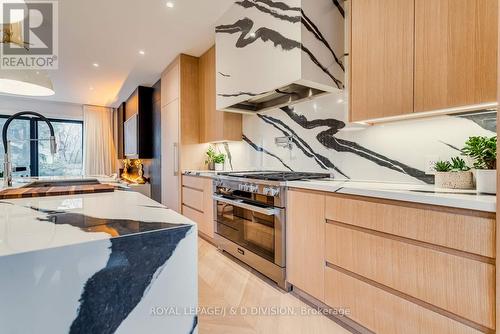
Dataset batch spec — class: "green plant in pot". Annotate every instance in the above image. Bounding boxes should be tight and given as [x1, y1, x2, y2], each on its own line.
[205, 146, 217, 170]
[205, 146, 226, 171]
[461, 136, 497, 194]
[213, 152, 226, 171]
[433, 157, 473, 190]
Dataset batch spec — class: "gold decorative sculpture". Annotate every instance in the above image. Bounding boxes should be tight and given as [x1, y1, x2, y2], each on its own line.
[121, 159, 147, 184]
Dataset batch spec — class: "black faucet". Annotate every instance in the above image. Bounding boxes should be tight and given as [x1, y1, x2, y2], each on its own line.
[2, 111, 57, 187]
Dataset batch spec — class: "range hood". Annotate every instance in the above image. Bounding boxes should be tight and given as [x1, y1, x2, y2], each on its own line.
[215, 0, 345, 114]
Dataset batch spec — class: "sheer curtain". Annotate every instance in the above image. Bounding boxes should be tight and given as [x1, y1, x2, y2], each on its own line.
[83, 105, 116, 176]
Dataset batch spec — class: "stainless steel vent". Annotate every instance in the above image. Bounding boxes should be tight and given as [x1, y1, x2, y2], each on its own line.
[223, 84, 328, 113]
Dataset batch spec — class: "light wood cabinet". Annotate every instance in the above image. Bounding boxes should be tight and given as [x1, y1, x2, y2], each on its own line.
[160, 55, 200, 212]
[414, 0, 498, 112]
[325, 267, 483, 334]
[325, 222, 495, 328]
[286, 188, 496, 333]
[181, 175, 214, 239]
[325, 195, 495, 257]
[349, 0, 498, 122]
[350, 0, 415, 121]
[286, 189, 325, 301]
[199, 46, 242, 143]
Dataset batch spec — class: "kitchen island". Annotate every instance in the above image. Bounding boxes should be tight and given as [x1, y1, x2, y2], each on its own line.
[0, 189, 197, 334]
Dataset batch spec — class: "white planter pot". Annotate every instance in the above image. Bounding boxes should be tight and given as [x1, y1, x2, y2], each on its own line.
[434, 171, 474, 189]
[214, 163, 224, 171]
[475, 169, 497, 194]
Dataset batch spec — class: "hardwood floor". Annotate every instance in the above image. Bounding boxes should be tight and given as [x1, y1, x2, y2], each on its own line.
[198, 238, 354, 334]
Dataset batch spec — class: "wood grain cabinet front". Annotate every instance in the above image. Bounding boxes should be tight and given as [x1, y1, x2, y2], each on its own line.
[325, 221, 495, 329]
[414, 0, 498, 112]
[324, 194, 495, 258]
[286, 188, 496, 334]
[325, 266, 484, 334]
[286, 189, 326, 302]
[349, 0, 498, 122]
[181, 176, 214, 239]
[199, 46, 242, 143]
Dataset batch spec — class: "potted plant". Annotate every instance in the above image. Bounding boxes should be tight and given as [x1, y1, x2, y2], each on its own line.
[205, 146, 217, 170]
[462, 136, 497, 194]
[213, 152, 226, 171]
[205, 146, 226, 171]
[433, 157, 474, 189]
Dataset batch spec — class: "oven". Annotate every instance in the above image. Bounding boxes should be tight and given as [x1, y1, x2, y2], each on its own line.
[212, 177, 288, 289]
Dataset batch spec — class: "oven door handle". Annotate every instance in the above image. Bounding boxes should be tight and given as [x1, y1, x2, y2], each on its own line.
[212, 195, 278, 216]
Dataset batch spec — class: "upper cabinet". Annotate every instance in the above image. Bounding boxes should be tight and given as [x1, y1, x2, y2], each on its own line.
[350, 0, 415, 121]
[349, 0, 498, 122]
[215, 0, 345, 113]
[199, 46, 242, 143]
[123, 86, 153, 159]
[414, 0, 498, 112]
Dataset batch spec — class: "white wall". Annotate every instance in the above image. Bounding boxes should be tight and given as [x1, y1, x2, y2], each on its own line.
[0, 95, 83, 120]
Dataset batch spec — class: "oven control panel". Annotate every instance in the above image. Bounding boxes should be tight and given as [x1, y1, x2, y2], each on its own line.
[238, 183, 260, 193]
[213, 177, 286, 208]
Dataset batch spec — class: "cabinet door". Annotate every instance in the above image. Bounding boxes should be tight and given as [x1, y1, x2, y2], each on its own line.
[350, 0, 415, 122]
[202, 178, 214, 239]
[199, 46, 242, 143]
[414, 0, 498, 112]
[286, 189, 325, 301]
[161, 61, 180, 108]
[161, 100, 180, 212]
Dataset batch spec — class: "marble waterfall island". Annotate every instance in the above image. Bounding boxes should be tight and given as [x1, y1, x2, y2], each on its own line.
[0, 190, 197, 334]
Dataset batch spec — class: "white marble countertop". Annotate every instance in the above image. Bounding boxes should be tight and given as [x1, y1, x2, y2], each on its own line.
[287, 180, 496, 213]
[0, 190, 195, 257]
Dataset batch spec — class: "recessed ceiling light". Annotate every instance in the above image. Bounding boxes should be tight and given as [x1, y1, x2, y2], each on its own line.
[337, 98, 344, 104]
[89, 86, 94, 91]
[92, 63, 99, 68]
[139, 50, 145, 55]
[166, 1, 174, 8]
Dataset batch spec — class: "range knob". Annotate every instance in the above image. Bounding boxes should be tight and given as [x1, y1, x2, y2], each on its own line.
[243, 183, 250, 192]
[263, 187, 270, 195]
[249, 184, 259, 193]
[269, 187, 280, 196]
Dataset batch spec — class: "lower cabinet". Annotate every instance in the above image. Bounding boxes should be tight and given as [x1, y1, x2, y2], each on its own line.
[286, 189, 496, 334]
[324, 267, 483, 334]
[286, 189, 325, 301]
[181, 175, 214, 239]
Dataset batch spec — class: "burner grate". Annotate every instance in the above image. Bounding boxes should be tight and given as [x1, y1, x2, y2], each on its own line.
[218, 171, 330, 181]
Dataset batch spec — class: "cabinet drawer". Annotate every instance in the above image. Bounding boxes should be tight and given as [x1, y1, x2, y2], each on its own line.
[182, 187, 204, 211]
[325, 194, 495, 258]
[325, 222, 495, 329]
[182, 205, 203, 226]
[325, 266, 483, 334]
[182, 175, 206, 190]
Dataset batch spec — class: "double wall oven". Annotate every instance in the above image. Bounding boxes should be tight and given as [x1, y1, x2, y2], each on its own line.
[212, 171, 330, 290]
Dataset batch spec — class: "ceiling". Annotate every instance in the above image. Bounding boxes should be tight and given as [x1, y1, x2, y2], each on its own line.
[2, 0, 234, 107]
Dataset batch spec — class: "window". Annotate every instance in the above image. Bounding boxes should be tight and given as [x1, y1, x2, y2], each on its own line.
[0, 115, 83, 177]
[0, 118, 31, 176]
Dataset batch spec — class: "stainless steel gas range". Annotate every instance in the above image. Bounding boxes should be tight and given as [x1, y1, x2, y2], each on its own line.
[212, 171, 330, 290]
